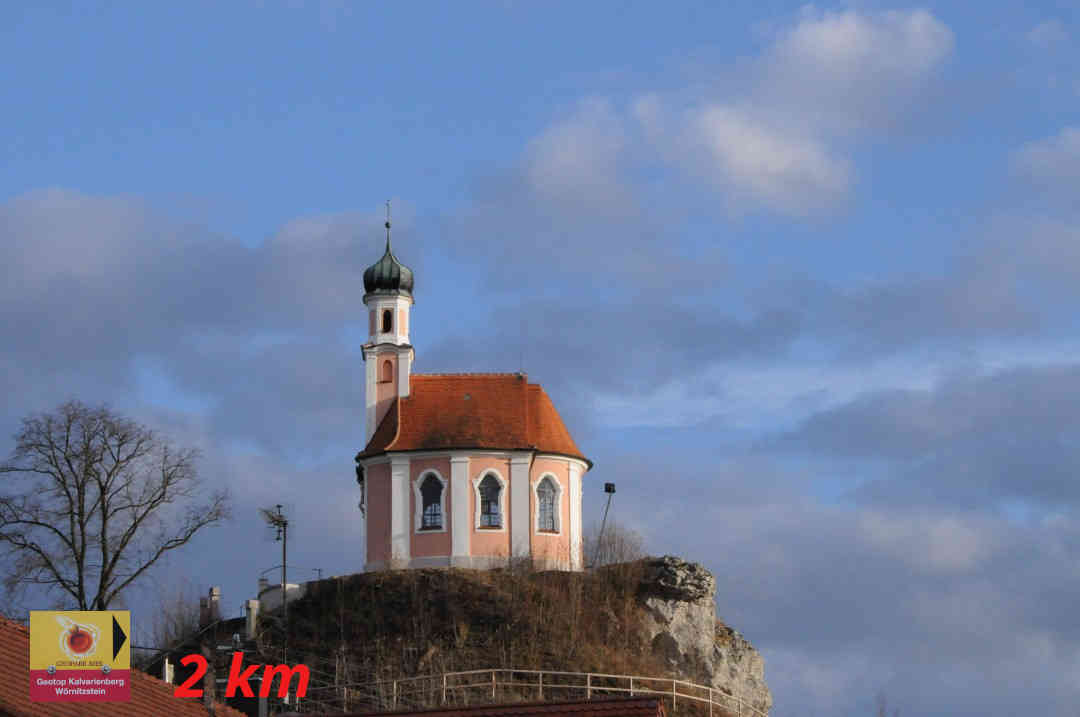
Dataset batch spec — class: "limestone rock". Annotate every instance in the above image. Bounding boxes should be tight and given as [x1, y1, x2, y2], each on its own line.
[636, 556, 772, 715]
[640, 555, 717, 603]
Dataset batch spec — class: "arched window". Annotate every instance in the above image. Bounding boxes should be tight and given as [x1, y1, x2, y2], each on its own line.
[381, 359, 393, 382]
[382, 309, 393, 333]
[479, 474, 502, 528]
[420, 474, 443, 530]
[537, 477, 557, 533]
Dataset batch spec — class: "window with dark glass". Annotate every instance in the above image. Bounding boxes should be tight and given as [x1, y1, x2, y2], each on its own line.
[479, 474, 502, 528]
[537, 477, 557, 532]
[421, 474, 442, 530]
[382, 310, 393, 333]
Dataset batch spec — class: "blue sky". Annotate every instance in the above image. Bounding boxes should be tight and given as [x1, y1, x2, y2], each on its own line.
[3, 2, 1080, 715]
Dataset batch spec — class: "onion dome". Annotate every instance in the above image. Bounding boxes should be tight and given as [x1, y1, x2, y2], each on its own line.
[363, 210, 414, 298]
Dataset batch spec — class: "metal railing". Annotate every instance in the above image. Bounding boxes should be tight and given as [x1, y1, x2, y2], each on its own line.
[296, 667, 768, 717]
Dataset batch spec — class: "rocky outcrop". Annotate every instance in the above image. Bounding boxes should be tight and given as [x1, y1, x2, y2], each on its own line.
[637, 556, 772, 715]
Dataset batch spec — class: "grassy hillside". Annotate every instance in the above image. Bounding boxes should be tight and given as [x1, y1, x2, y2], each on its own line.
[283, 562, 672, 683]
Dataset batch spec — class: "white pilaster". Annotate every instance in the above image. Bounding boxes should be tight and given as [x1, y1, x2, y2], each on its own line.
[451, 455, 470, 562]
[397, 347, 412, 398]
[568, 462, 583, 571]
[390, 456, 411, 564]
[364, 354, 377, 444]
[510, 453, 532, 559]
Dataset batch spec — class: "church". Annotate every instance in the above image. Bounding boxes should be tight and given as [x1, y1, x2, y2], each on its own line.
[354, 216, 592, 572]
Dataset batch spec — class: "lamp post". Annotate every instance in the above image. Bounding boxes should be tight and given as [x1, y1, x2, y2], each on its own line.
[592, 482, 616, 568]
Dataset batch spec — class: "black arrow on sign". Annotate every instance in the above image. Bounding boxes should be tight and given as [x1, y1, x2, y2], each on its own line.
[112, 616, 126, 661]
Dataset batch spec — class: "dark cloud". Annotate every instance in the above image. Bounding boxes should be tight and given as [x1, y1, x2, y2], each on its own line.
[418, 296, 802, 443]
[770, 364, 1080, 511]
[0, 189, 401, 452]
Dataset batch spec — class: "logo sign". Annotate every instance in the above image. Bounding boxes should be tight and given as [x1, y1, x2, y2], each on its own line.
[29, 611, 130, 702]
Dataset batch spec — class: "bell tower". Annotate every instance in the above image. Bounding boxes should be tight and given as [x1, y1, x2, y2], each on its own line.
[362, 202, 415, 443]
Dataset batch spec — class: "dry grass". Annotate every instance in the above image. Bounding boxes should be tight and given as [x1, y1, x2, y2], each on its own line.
[280, 561, 671, 693]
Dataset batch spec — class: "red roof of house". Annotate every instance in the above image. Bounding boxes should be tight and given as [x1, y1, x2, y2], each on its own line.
[0, 617, 246, 717]
[343, 696, 665, 717]
[358, 374, 590, 466]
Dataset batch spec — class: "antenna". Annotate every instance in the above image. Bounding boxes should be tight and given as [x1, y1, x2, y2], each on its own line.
[259, 504, 290, 665]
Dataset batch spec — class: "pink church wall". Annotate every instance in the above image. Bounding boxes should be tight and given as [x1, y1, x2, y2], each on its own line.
[409, 457, 452, 557]
[374, 354, 397, 429]
[368, 309, 375, 336]
[398, 308, 408, 337]
[365, 462, 391, 566]
[530, 458, 571, 565]
[468, 455, 511, 558]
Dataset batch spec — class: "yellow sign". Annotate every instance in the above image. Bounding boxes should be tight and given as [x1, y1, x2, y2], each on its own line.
[29, 611, 130, 702]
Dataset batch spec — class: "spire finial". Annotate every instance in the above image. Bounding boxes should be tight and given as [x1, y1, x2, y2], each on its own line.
[384, 200, 391, 252]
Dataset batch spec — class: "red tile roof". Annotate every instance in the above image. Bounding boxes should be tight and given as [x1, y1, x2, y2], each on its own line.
[358, 374, 589, 466]
[343, 696, 665, 717]
[0, 617, 246, 717]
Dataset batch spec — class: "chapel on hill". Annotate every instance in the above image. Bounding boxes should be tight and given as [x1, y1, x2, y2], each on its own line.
[354, 216, 591, 571]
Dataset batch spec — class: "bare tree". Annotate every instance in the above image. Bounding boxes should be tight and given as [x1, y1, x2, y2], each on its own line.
[0, 400, 231, 610]
[584, 518, 645, 567]
[150, 578, 202, 649]
[132, 577, 203, 669]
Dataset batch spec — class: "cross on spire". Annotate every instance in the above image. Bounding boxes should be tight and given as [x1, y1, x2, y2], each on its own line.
[385, 199, 391, 251]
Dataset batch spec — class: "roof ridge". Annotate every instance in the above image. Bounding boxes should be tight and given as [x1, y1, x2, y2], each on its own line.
[414, 372, 527, 378]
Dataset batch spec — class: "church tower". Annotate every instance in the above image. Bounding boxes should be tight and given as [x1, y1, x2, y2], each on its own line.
[361, 204, 414, 444]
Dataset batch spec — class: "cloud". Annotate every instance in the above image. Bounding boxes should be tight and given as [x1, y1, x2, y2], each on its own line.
[689, 105, 850, 213]
[759, 8, 954, 133]
[771, 363, 1080, 511]
[1014, 126, 1080, 186]
[633, 8, 953, 214]
[456, 8, 954, 223]
[0, 189, 398, 457]
[615, 465, 1080, 716]
[524, 98, 633, 215]
[1027, 20, 1068, 50]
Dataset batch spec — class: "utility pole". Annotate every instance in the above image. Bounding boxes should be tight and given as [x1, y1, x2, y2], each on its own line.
[260, 505, 290, 665]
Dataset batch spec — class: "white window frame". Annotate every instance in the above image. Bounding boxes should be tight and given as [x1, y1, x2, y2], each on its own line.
[473, 470, 508, 532]
[532, 473, 563, 535]
[413, 470, 448, 534]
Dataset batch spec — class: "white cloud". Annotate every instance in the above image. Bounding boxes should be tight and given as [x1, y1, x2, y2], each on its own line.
[758, 7, 954, 134]
[524, 98, 631, 213]
[1027, 20, 1067, 50]
[691, 105, 850, 213]
[624, 8, 952, 214]
[776, 8, 953, 78]
[1014, 126, 1080, 184]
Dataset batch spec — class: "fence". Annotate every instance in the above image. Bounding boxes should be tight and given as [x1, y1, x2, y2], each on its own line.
[296, 667, 768, 717]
